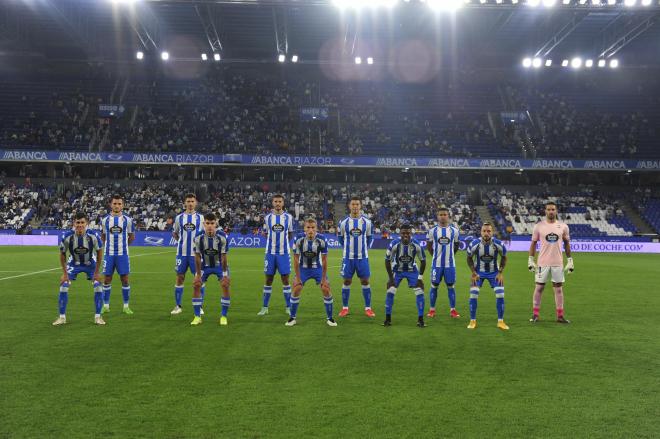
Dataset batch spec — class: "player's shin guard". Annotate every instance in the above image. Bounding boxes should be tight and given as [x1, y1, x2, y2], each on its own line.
[58, 281, 70, 316]
[533, 284, 544, 316]
[121, 285, 130, 306]
[283, 284, 292, 308]
[429, 285, 438, 309]
[362, 284, 372, 309]
[102, 283, 111, 305]
[323, 295, 334, 320]
[553, 286, 564, 318]
[93, 281, 103, 315]
[289, 295, 300, 319]
[469, 287, 479, 320]
[495, 287, 505, 320]
[448, 285, 457, 309]
[192, 297, 203, 317]
[174, 285, 184, 307]
[385, 287, 396, 315]
[341, 286, 350, 308]
[221, 296, 230, 317]
[414, 288, 425, 318]
[262, 285, 272, 307]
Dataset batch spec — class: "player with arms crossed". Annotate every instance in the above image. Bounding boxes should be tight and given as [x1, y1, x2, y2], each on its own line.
[466, 223, 509, 330]
[258, 194, 294, 316]
[528, 201, 573, 324]
[170, 193, 204, 315]
[100, 194, 135, 314]
[337, 196, 375, 318]
[190, 213, 231, 326]
[426, 207, 460, 318]
[287, 218, 337, 327]
[53, 212, 105, 326]
[383, 224, 427, 328]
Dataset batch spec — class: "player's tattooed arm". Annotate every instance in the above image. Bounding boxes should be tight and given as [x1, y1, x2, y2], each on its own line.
[221, 254, 230, 288]
[563, 238, 572, 258]
[385, 259, 394, 288]
[128, 233, 135, 245]
[467, 253, 479, 284]
[498, 255, 507, 272]
[418, 259, 426, 277]
[426, 239, 433, 254]
[454, 241, 459, 254]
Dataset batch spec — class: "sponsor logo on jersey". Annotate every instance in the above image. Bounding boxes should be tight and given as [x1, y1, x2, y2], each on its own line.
[74, 246, 89, 255]
[204, 248, 219, 256]
[480, 254, 494, 262]
[271, 224, 285, 233]
[110, 225, 123, 234]
[545, 233, 560, 243]
[437, 236, 451, 245]
[350, 228, 363, 237]
[183, 223, 197, 232]
[303, 250, 317, 258]
[398, 255, 413, 264]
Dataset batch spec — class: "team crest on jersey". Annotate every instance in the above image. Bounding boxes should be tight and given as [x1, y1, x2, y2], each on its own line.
[480, 254, 494, 262]
[204, 248, 219, 256]
[110, 225, 123, 234]
[399, 255, 413, 264]
[74, 246, 89, 255]
[183, 223, 197, 232]
[350, 228, 362, 237]
[303, 250, 317, 258]
[437, 236, 450, 245]
[271, 224, 285, 232]
[545, 233, 560, 243]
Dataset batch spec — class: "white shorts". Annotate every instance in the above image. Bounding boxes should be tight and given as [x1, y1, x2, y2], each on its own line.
[535, 266, 565, 284]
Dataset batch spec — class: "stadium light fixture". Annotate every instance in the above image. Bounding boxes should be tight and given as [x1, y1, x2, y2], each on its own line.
[201, 53, 208, 61]
[214, 53, 221, 61]
[598, 59, 606, 67]
[561, 59, 569, 67]
[355, 56, 362, 64]
[291, 55, 299, 63]
[367, 57, 374, 65]
[585, 59, 593, 67]
[609, 59, 619, 68]
[607, 0, 616, 4]
[522, 57, 532, 68]
[545, 59, 553, 66]
[136, 51, 144, 60]
[624, 0, 636, 5]
[511, 0, 519, 3]
[278, 54, 286, 63]
[427, 0, 464, 11]
[641, 0, 652, 5]
[543, 0, 557, 6]
[591, 0, 600, 5]
[496, 0, 503, 4]
[528, 0, 541, 7]
[161, 51, 169, 61]
[480, 0, 487, 4]
[332, 0, 397, 9]
[571, 57, 582, 68]
[532, 57, 542, 68]
[562, 0, 571, 4]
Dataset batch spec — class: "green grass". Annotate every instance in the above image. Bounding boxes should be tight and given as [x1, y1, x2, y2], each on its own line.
[0, 246, 659, 438]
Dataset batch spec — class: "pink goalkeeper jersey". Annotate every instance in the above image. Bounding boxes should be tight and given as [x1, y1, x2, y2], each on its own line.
[532, 220, 570, 267]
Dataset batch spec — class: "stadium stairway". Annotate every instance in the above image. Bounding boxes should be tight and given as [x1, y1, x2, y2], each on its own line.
[475, 206, 500, 238]
[621, 200, 655, 235]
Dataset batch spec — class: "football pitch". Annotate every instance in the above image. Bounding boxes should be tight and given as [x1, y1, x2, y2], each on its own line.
[1, 246, 658, 438]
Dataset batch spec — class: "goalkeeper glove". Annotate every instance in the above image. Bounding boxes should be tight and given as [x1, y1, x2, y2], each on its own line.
[564, 257, 574, 274]
[527, 256, 536, 272]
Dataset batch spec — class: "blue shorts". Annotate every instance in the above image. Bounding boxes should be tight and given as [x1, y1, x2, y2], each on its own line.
[201, 266, 224, 282]
[341, 258, 371, 279]
[175, 256, 197, 275]
[475, 272, 502, 289]
[264, 254, 291, 276]
[67, 263, 96, 281]
[103, 255, 130, 276]
[394, 271, 419, 288]
[299, 268, 324, 285]
[431, 266, 456, 286]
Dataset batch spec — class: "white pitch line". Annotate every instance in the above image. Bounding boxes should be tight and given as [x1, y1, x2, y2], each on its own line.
[0, 250, 174, 282]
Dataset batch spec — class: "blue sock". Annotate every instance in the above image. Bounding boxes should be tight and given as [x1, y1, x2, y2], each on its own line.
[495, 288, 505, 320]
[93, 281, 103, 315]
[201, 284, 206, 305]
[283, 285, 292, 308]
[221, 296, 230, 317]
[192, 297, 203, 317]
[324, 295, 334, 320]
[448, 285, 456, 309]
[429, 286, 438, 309]
[102, 284, 111, 305]
[362, 284, 372, 308]
[58, 281, 69, 315]
[341, 286, 350, 308]
[415, 288, 425, 317]
[262, 285, 272, 307]
[290, 295, 300, 318]
[121, 285, 130, 306]
[385, 287, 396, 315]
[469, 287, 479, 320]
[174, 285, 184, 307]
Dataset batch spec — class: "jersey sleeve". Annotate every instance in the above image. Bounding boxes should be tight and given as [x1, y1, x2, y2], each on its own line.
[287, 214, 294, 232]
[385, 242, 394, 260]
[319, 237, 328, 254]
[531, 223, 540, 241]
[495, 239, 507, 256]
[91, 233, 101, 252]
[172, 215, 180, 234]
[417, 242, 426, 261]
[454, 226, 460, 240]
[59, 234, 68, 254]
[337, 219, 345, 246]
[466, 241, 477, 257]
[193, 235, 202, 254]
[292, 238, 302, 254]
[426, 228, 433, 241]
[220, 235, 229, 254]
[126, 217, 135, 234]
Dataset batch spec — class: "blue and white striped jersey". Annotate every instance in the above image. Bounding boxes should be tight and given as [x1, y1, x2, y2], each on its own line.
[60, 230, 101, 266]
[173, 212, 204, 257]
[293, 234, 328, 269]
[386, 238, 426, 272]
[100, 214, 134, 256]
[193, 231, 229, 269]
[427, 224, 460, 268]
[338, 215, 373, 260]
[467, 238, 507, 274]
[263, 212, 294, 255]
